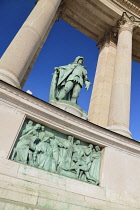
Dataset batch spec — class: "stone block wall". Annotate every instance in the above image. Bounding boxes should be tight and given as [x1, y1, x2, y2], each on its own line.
[0, 81, 140, 210]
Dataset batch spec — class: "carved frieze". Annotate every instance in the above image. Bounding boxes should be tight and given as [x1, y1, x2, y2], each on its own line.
[10, 119, 101, 185]
[112, 0, 140, 16]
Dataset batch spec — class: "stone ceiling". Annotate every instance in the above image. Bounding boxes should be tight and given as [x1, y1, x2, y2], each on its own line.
[61, 0, 140, 63]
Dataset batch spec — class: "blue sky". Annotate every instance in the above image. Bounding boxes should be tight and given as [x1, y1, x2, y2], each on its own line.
[0, 0, 140, 141]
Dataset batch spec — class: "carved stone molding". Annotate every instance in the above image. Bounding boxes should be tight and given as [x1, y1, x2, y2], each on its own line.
[97, 13, 137, 50]
[117, 12, 140, 33]
[56, 0, 67, 21]
[112, 0, 140, 16]
[109, 12, 140, 37]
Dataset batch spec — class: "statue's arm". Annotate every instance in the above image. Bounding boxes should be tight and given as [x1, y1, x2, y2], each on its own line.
[57, 139, 66, 148]
[54, 65, 69, 72]
[84, 70, 91, 90]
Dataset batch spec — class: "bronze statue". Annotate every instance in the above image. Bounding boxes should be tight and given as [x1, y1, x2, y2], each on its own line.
[50, 56, 91, 104]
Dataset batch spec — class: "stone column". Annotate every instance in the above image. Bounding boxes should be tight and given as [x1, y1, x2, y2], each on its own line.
[88, 32, 117, 127]
[107, 13, 139, 138]
[0, 0, 62, 88]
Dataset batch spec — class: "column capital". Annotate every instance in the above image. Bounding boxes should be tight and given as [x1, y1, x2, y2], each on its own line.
[116, 12, 140, 33]
[56, 0, 66, 21]
[97, 30, 117, 50]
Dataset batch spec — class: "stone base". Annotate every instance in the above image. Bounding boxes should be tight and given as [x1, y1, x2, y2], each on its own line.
[106, 125, 132, 138]
[0, 81, 140, 210]
[0, 163, 140, 210]
[50, 100, 87, 120]
[0, 68, 21, 88]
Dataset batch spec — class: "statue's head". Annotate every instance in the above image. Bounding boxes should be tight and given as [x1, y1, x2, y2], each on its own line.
[35, 124, 41, 130]
[28, 120, 33, 125]
[68, 136, 73, 141]
[95, 146, 100, 151]
[75, 140, 80, 145]
[41, 126, 45, 131]
[46, 139, 50, 143]
[74, 56, 84, 65]
[88, 144, 93, 149]
[49, 133, 55, 139]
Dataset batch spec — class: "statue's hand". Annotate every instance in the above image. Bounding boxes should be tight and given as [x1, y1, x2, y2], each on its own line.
[73, 75, 80, 82]
[54, 67, 59, 73]
[85, 81, 91, 90]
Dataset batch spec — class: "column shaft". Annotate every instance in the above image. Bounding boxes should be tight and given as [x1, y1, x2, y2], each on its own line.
[107, 16, 134, 138]
[0, 0, 62, 88]
[88, 39, 117, 127]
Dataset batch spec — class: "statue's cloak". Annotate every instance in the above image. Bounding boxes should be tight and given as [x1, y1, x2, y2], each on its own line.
[49, 64, 76, 101]
[57, 64, 76, 87]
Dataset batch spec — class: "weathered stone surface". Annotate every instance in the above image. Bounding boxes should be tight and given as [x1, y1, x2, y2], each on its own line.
[106, 188, 140, 209]
[66, 178, 106, 200]
[18, 164, 66, 190]
[0, 100, 25, 158]
[101, 147, 140, 196]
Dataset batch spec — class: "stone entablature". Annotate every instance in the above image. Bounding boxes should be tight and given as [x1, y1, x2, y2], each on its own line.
[61, 0, 140, 63]
[112, 0, 140, 16]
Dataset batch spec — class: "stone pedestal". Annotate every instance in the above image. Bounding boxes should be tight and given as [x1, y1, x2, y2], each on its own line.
[0, 81, 140, 210]
[50, 100, 87, 120]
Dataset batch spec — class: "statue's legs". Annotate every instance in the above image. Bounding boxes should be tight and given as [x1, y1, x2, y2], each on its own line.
[57, 81, 74, 100]
[71, 84, 81, 103]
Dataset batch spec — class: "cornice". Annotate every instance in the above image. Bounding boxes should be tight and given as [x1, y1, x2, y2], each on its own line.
[0, 81, 140, 158]
[112, 0, 140, 17]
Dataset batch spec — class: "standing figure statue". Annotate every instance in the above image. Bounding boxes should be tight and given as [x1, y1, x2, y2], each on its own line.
[50, 56, 91, 104]
[86, 146, 101, 185]
[21, 120, 34, 136]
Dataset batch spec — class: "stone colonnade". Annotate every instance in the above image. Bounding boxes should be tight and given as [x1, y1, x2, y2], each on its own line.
[0, 1, 138, 138]
[88, 13, 139, 138]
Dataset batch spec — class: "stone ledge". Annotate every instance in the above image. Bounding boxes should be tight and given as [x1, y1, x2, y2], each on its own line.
[0, 163, 139, 209]
[0, 81, 139, 158]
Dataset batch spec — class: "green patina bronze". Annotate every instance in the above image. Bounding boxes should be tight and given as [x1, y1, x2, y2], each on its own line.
[50, 56, 91, 105]
[11, 119, 101, 185]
